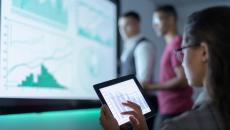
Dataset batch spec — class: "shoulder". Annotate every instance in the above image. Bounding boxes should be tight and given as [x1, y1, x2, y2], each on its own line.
[174, 35, 183, 43]
[135, 39, 155, 51]
[134, 43, 155, 58]
[171, 35, 182, 48]
[161, 102, 222, 130]
[167, 35, 182, 53]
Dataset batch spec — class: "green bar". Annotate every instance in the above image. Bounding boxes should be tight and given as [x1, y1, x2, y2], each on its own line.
[0, 108, 102, 130]
[78, 28, 113, 47]
[19, 65, 65, 89]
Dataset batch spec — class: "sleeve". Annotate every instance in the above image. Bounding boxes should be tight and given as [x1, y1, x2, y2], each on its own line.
[134, 41, 156, 84]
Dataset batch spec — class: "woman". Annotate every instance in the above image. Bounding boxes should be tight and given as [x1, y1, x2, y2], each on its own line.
[100, 6, 230, 130]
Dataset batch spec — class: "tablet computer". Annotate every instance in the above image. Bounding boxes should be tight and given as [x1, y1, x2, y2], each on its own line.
[94, 75, 154, 129]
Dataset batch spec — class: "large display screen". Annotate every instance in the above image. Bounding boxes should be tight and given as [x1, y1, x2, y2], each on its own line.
[0, 0, 117, 100]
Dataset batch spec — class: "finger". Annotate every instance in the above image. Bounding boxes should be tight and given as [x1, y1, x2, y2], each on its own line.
[100, 106, 106, 122]
[101, 105, 108, 115]
[121, 111, 138, 118]
[100, 106, 105, 117]
[122, 101, 142, 112]
[102, 105, 113, 118]
[129, 116, 139, 127]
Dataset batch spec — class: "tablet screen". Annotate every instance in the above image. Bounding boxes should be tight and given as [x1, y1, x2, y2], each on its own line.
[99, 79, 151, 125]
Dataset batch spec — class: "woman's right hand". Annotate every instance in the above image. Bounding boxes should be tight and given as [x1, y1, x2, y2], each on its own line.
[122, 101, 149, 130]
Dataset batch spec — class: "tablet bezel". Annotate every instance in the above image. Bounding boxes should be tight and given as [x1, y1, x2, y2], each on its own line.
[93, 74, 154, 129]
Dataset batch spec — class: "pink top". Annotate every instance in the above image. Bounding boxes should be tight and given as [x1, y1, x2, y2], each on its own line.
[158, 35, 193, 114]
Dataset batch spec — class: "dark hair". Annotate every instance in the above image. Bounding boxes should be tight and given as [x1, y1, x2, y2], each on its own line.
[122, 11, 141, 22]
[155, 5, 177, 21]
[185, 6, 230, 130]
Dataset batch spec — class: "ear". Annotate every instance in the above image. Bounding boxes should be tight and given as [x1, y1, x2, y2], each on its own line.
[200, 42, 209, 63]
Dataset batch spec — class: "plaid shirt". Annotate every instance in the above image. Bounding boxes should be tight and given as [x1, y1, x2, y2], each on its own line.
[161, 101, 225, 130]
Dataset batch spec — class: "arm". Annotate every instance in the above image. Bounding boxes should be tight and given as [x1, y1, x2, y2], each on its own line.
[148, 66, 188, 90]
[134, 42, 155, 85]
[145, 42, 188, 90]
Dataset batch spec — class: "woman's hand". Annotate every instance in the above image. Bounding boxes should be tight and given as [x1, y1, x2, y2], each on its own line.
[122, 101, 149, 130]
[100, 105, 120, 130]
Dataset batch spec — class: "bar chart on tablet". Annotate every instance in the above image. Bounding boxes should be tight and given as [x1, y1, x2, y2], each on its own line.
[100, 79, 151, 125]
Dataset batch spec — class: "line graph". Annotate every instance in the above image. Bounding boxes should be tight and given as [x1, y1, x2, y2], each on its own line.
[0, 0, 117, 99]
[2, 17, 74, 90]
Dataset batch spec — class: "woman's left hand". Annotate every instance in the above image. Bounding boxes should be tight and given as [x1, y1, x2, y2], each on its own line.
[100, 104, 120, 130]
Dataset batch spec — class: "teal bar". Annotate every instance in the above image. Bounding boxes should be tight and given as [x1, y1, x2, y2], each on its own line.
[0, 108, 102, 130]
[78, 28, 113, 47]
[19, 65, 65, 89]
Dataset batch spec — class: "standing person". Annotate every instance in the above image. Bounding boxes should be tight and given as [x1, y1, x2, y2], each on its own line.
[119, 11, 155, 85]
[144, 5, 193, 130]
[100, 5, 230, 130]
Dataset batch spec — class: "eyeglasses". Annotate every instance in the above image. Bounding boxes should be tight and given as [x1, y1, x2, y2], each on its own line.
[174, 44, 199, 62]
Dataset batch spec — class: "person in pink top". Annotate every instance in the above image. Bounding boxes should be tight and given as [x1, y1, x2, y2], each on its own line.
[144, 5, 193, 130]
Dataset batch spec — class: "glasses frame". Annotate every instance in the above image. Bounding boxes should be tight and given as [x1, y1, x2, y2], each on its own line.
[174, 44, 199, 62]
